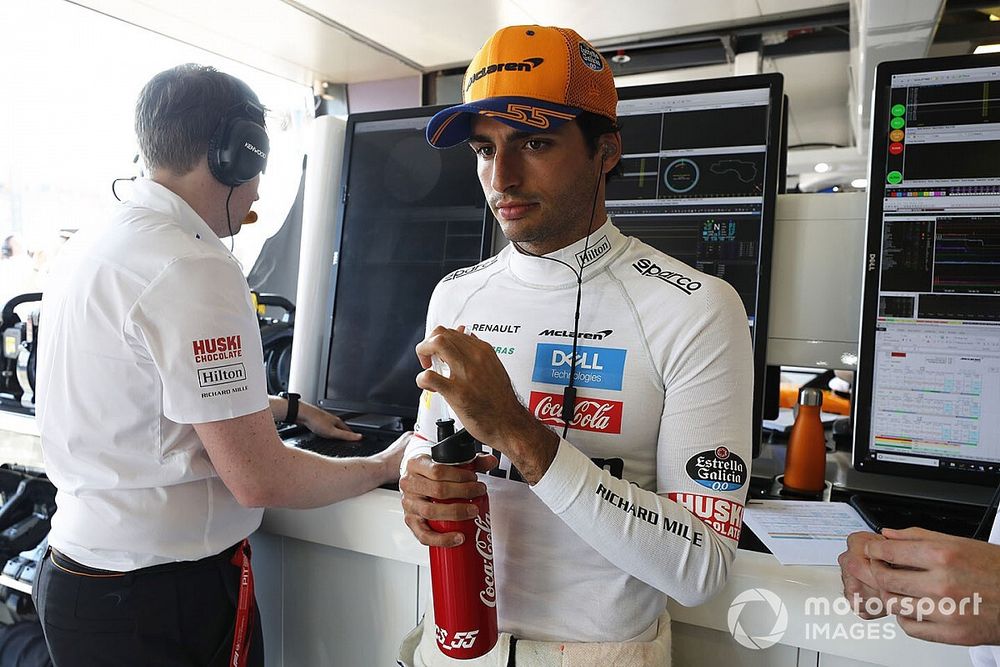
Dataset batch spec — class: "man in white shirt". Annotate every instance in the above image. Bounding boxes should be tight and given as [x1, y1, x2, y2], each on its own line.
[839, 517, 1000, 664]
[33, 64, 404, 666]
[398, 26, 753, 666]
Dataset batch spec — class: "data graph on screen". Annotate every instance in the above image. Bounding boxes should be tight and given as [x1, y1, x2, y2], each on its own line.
[855, 56, 1000, 483]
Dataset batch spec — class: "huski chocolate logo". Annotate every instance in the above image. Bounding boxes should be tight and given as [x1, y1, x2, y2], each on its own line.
[192, 335, 243, 364]
[668, 492, 744, 540]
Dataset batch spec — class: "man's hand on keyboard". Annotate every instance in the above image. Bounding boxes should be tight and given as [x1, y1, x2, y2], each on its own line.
[298, 401, 363, 441]
[860, 527, 1000, 646]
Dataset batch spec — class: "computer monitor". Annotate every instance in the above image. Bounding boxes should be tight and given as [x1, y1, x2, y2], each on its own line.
[605, 74, 784, 452]
[853, 54, 1000, 485]
[318, 106, 490, 421]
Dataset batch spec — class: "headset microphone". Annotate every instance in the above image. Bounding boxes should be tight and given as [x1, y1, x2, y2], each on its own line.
[242, 211, 258, 224]
[111, 176, 136, 202]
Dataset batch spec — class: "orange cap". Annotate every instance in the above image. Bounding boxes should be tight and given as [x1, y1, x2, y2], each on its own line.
[426, 25, 617, 148]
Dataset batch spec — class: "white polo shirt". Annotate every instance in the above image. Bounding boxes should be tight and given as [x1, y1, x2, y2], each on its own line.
[36, 178, 269, 571]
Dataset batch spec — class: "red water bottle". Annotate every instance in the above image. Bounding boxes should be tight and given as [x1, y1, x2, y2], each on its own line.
[427, 419, 499, 659]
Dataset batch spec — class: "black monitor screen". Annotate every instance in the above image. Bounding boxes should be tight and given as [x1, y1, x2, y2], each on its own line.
[854, 54, 1000, 485]
[320, 109, 488, 419]
[606, 75, 784, 450]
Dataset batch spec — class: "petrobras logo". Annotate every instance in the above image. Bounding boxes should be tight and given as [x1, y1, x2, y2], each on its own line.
[197, 362, 247, 388]
[531, 343, 627, 391]
[529, 390, 622, 434]
[668, 492, 743, 540]
[633, 258, 702, 294]
[192, 335, 243, 364]
[466, 57, 544, 91]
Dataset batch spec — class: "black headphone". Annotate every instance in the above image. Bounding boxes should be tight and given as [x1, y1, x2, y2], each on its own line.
[207, 102, 269, 187]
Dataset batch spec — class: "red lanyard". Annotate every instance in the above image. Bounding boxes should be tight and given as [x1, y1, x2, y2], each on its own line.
[229, 539, 255, 667]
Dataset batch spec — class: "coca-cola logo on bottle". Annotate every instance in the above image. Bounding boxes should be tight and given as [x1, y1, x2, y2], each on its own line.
[528, 391, 623, 434]
[474, 513, 497, 608]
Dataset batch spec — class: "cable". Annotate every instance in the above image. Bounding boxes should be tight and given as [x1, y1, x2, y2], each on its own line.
[973, 478, 1000, 541]
[225, 185, 236, 252]
[512, 152, 606, 439]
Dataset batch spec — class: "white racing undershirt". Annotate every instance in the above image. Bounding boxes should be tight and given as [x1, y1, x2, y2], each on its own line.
[404, 220, 753, 642]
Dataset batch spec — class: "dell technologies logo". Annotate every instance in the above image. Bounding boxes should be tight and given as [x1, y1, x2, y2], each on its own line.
[466, 58, 544, 91]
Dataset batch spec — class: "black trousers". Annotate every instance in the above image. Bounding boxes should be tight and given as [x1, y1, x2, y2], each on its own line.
[32, 546, 264, 667]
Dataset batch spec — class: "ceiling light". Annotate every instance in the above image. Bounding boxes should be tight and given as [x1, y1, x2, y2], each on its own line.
[975, 43, 1000, 54]
[814, 162, 831, 173]
[990, 14, 999, 21]
[851, 178, 868, 188]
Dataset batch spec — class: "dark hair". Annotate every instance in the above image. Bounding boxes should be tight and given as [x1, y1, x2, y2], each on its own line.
[575, 111, 623, 182]
[135, 64, 263, 176]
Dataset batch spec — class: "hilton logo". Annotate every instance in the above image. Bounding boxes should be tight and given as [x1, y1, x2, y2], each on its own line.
[198, 363, 247, 388]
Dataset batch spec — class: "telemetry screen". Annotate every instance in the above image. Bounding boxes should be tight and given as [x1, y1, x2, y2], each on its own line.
[862, 63, 1000, 478]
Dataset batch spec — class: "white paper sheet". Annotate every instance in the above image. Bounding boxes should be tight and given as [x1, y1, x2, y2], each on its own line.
[743, 499, 874, 566]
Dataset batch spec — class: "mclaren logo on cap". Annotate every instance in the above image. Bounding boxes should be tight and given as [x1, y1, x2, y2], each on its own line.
[466, 58, 544, 92]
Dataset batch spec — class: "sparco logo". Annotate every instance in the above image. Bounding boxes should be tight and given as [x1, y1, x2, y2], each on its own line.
[538, 328, 613, 341]
[443, 256, 499, 282]
[244, 142, 267, 159]
[530, 391, 622, 434]
[633, 258, 702, 294]
[198, 363, 247, 388]
[474, 513, 497, 608]
[466, 58, 544, 91]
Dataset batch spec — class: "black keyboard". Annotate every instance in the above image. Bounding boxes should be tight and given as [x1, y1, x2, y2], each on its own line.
[283, 430, 399, 459]
[848, 494, 991, 539]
